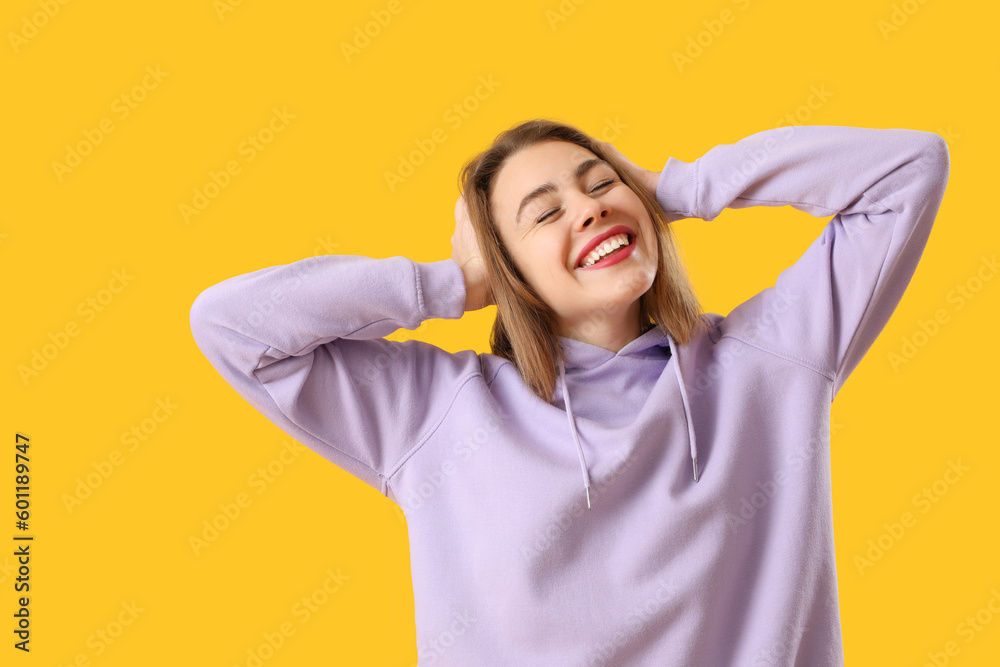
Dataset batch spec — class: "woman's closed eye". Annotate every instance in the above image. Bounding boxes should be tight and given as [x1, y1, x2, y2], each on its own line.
[536, 179, 616, 223]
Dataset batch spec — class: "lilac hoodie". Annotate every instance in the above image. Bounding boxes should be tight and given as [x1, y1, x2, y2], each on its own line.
[189, 125, 950, 666]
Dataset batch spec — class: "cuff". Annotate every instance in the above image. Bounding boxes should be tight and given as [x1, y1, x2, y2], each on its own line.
[655, 157, 700, 221]
[415, 258, 467, 320]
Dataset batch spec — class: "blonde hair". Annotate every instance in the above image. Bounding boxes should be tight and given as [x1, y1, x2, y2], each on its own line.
[458, 118, 707, 402]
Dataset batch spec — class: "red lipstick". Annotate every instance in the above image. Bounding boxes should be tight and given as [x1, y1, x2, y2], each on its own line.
[575, 225, 635, 269]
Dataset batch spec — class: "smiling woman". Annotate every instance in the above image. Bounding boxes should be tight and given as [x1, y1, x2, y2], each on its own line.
[191, 119, 949, 665]
[455, 118, 707, 402]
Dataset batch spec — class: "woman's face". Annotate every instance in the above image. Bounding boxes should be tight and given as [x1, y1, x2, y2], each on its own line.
[491, 139, 658, 338]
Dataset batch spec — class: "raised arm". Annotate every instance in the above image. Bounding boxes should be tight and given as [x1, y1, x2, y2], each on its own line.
[189, 253, 477, 498]
[652, 125, 950, 398]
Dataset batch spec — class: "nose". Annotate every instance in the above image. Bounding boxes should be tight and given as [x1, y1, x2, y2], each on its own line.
[575, 192, 609, 229]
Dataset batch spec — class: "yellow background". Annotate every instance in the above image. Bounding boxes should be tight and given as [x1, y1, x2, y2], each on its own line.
[3, 0, 998, 664]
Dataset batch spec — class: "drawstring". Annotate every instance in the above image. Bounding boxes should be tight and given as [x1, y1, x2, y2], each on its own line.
[558, 356, 593, 510]
[556, 331, 700, 512]
[665, 331, 700, 483]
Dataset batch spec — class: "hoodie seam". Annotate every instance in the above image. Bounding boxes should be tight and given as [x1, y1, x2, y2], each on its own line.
[717, 332, 835, 384]
[243, 365, 383, 485]
[383, 369, 484, 483]
[248, 331, 482, 497]
[412, 260, 427, 318]
[693, 159, 701, 218]
[484, 357, 508, 387]
[210, 325, 385, 485]
[706, 317, 721, 344]
[831, 198, 907, 393]
[733, 195, 842, 214]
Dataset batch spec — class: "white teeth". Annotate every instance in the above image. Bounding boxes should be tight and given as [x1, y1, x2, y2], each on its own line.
[581, 233, 630, 267]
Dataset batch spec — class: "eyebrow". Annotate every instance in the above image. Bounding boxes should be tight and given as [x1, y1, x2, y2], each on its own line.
[515, 157, 609, 225]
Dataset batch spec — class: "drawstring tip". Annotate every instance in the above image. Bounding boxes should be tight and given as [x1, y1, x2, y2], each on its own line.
[692, 456, 699, 483]
[586, 486, 592, 510]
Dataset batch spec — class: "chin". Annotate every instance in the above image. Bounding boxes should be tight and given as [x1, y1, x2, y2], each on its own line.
[604, 262, 654, 294]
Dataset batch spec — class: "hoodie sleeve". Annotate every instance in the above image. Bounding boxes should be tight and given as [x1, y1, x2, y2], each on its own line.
[654, 124, 950, 399]
[188, 254, 474, 497]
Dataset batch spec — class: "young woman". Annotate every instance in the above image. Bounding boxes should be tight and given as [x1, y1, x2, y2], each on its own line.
[190, 119, 950, 665]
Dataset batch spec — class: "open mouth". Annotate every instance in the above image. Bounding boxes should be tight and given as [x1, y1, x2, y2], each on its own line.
[577, 232, 635, 270]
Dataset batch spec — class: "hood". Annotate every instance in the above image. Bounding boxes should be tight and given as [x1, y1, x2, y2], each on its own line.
[554, 324, 700, 510]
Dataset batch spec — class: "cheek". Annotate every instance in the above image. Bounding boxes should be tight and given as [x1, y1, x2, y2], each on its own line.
[540, 235, 572, 271]
[504, 241, 541, 285]
[517, 236, 567, 286]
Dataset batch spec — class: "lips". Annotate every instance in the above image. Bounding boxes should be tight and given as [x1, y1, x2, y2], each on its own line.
[575, 224, 636, 269]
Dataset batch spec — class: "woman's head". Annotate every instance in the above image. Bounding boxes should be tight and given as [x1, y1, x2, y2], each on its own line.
[458, 118, 705, 401]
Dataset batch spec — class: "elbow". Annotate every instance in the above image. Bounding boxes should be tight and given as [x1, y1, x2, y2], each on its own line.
[189, 286, 268, 383]
[890, 130, 951, 212]
[189, 289, 243, 382]
[189, 287, 223, 356]
[917, 130, 952, 185]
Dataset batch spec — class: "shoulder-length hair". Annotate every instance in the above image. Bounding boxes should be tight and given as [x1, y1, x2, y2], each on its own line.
[457, 118, 707, 402]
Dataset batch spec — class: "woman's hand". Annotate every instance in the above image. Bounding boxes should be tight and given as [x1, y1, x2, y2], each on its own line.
[450, 194, 494, 312]
[595, 140, 660, 201]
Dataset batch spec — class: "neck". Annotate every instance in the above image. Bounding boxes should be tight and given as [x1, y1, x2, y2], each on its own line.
[556, 300, 645, 353]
